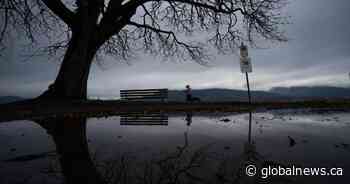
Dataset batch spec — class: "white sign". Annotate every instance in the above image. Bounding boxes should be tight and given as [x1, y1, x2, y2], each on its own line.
[240, 47, 249, 58]
[240, 57, 252, 73]
[239, 43, 252, 73]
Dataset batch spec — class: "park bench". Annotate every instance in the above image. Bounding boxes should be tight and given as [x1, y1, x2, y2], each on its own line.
[120, 88, 168, 102]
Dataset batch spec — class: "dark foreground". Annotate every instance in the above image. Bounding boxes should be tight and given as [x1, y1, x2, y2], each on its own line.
[0, 110, 349, 184]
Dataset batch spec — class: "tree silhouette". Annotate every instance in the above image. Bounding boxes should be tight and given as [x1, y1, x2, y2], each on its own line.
[0, 0, 288, 100]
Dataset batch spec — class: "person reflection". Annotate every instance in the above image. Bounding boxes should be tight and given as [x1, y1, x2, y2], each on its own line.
[185, 112, 193, 126]
[35, 117, 105, 184]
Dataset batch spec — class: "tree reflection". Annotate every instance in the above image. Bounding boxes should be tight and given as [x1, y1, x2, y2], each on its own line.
[35, 117, 105, 184]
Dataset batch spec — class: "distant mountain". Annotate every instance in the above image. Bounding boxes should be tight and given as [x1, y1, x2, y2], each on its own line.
[169, 88, 289, 102]
[270, 86, 350, 99]
[3, 86, 348, 104]
[0, 96, 24, 104]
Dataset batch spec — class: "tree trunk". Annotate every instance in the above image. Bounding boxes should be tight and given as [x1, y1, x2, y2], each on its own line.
[38, 34, 98, 100]
[39, 5, 101, 100]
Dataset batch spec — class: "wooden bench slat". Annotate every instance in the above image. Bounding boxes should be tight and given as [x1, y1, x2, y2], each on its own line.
[120, 88, 168, 101]
[120, 92, 167, 95]
[120, 95, 166, 97]
[120, 91, 167, 93]
[120, 89, 168, 92]
[120, 113, 167, 115]
[121, 119, 168, 122]
[120, 89, 167, 92]
[121, 97, 166, 101]
[120, 122, 168, 126]
[121, 116, 168, 118]
[120, 93, 167, 96]
[120, 91, 167, 94]
[121, 96, 167, 99]
[121, 91, 167, 93]
[120, 115, 168, 118]
[120, 119, 168, 122]
[120, 118, 168, 121]
[120, 96, 167, 99]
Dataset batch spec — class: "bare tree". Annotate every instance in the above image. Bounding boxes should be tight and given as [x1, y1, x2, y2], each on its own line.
[0, 0, 288, 100]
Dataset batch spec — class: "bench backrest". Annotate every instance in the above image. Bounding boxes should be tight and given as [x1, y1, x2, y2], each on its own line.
[120, 88, 168, 101]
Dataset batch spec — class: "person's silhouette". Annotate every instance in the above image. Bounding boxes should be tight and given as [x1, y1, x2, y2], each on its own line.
[185, 85, 192, 102]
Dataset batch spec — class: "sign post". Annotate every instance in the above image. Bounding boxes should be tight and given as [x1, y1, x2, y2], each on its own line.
[239, 43, 252, 104]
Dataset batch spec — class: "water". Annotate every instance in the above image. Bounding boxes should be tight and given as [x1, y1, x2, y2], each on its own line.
[0, 110, 349, 183]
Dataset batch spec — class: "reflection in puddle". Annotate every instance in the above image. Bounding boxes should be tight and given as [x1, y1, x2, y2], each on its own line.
[120, 112, 168, 126]
[0, 110, 349, 183]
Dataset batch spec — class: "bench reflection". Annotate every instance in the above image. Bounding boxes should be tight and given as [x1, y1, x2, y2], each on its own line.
[120, 112, 168, 126]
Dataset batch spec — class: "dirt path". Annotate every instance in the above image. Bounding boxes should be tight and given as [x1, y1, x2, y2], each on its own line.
[1, 99, 350, 122]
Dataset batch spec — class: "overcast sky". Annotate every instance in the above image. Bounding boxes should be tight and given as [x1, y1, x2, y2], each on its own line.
[0, 0, 350, 98]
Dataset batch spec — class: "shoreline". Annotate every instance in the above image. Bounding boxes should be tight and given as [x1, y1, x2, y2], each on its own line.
[1, 99, 350, 122]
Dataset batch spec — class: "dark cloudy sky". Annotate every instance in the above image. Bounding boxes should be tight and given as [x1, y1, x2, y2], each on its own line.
[1, 0, 350, 98]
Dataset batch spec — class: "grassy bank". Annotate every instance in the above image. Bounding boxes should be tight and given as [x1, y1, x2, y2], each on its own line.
[1, 99, 350, 122]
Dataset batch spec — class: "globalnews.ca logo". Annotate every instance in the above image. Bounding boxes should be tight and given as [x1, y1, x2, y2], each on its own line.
[245, 164, 344, 178]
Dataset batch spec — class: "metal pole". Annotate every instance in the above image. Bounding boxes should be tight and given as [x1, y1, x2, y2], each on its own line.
[248, 111, 252, 143]
[245, 72, 251, 105]
[246, 74, 252, 144]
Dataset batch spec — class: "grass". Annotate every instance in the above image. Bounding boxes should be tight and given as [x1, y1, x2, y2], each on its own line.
[0, 99, 350, 122]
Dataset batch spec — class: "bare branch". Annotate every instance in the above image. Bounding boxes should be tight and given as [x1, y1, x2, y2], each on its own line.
[128, 21, 208, 64]
[41, 0, 75, 27]
[0, 0, 288, 65]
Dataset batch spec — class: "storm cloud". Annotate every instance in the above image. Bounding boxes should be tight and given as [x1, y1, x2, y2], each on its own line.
[0, 0, 350, 98]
